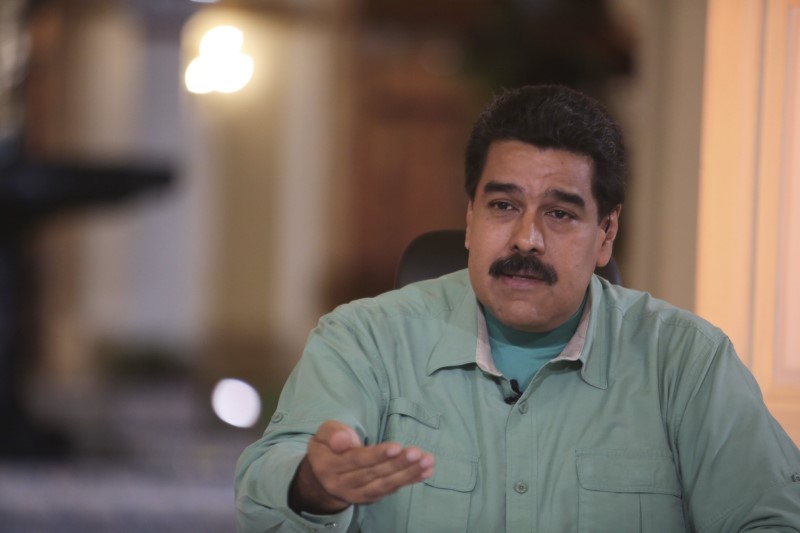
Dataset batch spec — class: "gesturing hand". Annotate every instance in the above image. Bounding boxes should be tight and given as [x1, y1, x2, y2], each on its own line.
[288, 420, 435, 515]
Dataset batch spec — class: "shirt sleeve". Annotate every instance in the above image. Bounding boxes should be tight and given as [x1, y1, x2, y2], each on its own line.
[235, 443, 353, 533]
[675, 336, 800, 531]
[234, 310, 388, 532]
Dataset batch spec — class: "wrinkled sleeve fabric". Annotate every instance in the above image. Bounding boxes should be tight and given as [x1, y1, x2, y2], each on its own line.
[235, 308, 388, 532]
[675, 335, 800, 531]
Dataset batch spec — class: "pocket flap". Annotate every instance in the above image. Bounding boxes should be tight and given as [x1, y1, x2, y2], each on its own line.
[576, 449, 681, 496]
[423, 454, 477, 492]
[387, 398, 440, 429]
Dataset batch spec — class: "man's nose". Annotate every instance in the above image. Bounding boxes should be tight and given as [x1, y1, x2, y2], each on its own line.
[511, 214, 545, 254]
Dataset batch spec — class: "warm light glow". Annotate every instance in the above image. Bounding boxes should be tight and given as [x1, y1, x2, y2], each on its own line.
[199, 26, 244, 57]
[184, 57, 214, 94]
[211, 378, 261, 428]
[185, 25, 254, 95]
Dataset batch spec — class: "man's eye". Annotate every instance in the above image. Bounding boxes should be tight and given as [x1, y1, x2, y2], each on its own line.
[489, 201, 515, 211]
[548, 209, 573, 220]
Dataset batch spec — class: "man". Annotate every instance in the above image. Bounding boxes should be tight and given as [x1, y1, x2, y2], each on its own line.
[236, 85, 800, 532]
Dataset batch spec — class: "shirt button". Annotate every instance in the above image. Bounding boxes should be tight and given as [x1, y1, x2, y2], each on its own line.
[324, 522, 337, 528]
[514, 481, 528, 494]
[270, 412, 284, 423]
[791, 473, 800, 482]
[518, 401, 528, 414]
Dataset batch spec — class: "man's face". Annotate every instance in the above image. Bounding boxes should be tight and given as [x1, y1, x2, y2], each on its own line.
[466, 140, 619, 332]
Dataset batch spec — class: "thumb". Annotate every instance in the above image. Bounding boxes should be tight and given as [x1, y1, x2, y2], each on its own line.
[315, 420, 362, 453]
[328, 426, 361, 453]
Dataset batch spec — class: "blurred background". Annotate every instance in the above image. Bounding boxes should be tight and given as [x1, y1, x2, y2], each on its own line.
[0, 0, 798, 530]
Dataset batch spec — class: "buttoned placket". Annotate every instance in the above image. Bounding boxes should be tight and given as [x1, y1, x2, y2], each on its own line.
[501, 353, 587, 531]
[478, 290, 593, 532]
[504, 370, 543, 532]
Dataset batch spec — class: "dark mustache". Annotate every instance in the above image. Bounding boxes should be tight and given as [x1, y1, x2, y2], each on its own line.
[488, 254, 558, 285]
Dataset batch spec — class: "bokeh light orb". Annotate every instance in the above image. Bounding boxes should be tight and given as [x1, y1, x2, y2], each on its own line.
[211, 378, 261, 428]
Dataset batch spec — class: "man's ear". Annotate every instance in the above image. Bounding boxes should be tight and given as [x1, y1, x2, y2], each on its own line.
[597, 205, 621, 268]
[465, 201, 474, 250]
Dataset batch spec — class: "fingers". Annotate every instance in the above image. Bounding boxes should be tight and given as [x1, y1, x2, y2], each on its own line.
[307, 421, 436, 506]
[337, 447, 435, 503]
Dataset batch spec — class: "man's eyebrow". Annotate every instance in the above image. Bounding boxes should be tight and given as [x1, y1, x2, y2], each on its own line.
[483, 182, 587, 209]
[546, 188, 586, 209]
[482, 181, 523, 195]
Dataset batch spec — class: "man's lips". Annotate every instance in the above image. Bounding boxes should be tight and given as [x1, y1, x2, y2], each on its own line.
[498, 272, 550, 288]
[503, 272, 544, 280]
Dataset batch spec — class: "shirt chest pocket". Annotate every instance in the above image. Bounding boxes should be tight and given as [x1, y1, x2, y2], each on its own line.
[369, 397, 477, 533]
[576, 450, 686, 533]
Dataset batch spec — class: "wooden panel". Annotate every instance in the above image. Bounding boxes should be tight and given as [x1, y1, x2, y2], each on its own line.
[326, 34, 475, 306]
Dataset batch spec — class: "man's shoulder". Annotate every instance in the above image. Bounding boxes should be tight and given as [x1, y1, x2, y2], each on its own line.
[326, 269, 472, 324]
[596, 278, 726, 345]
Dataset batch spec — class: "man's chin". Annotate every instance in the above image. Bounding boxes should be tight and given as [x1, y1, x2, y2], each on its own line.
[499, 317, 551, 333]
[489, 302, 553, 333]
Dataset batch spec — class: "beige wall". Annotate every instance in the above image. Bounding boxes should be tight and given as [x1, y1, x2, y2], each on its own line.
[609, 0, 707, 310]
[696, 0, 800, 443]
[37, 4, 349, 388]
[182, 7, 345, 381]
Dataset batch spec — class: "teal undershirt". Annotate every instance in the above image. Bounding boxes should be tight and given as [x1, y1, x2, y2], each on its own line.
[485, 294, 587, 391]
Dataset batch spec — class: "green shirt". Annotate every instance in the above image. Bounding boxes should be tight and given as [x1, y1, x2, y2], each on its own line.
[235, 270, 800, 532]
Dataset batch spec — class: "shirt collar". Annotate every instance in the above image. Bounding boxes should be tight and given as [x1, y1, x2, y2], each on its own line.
[426, 273, 484, 375]
[425, 271, 610, 390]
[577, 274, 609, 389]
[476, 308, 501, 376]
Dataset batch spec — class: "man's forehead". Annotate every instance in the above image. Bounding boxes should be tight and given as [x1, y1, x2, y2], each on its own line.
[476, 142, 598, 206]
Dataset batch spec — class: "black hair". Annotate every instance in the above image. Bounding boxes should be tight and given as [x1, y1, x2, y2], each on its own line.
[464, 85, 626, 219]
